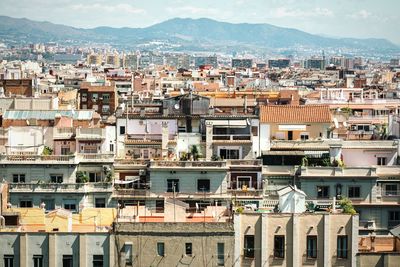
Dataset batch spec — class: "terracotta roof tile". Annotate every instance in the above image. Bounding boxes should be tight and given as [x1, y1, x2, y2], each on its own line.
[260, 105, 332, 123]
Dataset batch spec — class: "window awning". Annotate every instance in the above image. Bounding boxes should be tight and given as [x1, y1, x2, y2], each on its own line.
[209, 120, 248, 127]
[262, 151, 305, 156]
[278, 125, 307, 131]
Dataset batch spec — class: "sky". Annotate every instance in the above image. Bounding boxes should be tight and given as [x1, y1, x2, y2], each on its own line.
[1, 0, 399, 44]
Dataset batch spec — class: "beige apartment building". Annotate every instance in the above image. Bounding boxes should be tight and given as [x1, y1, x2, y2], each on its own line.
[234, 212, 358, 267]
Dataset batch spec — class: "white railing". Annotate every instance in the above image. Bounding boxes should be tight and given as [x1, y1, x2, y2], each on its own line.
[77, 153, 114, 162]
[0, 154, 75, 163]
[9, 182, 113, 192]
[76, 128, 105, 139]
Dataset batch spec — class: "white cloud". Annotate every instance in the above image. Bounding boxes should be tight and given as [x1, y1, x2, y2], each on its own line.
[349, 10, 372, 19]
[271, 7, 334, 18]
[166, 6, 219, 15]
[71, 3, 146, 15]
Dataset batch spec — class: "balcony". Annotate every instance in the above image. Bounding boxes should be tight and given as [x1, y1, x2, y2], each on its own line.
[347, 130, 374, 140]
[8, 182, 113, 193]
[112, 183, 151, 198]
[227, 159, 262, 166]
[76, 128, 105, 140]
[382, 190, 400, 197]
[76, 153, 114, 163]
[0, 154, 75, 164]
[150, 161, 227, 169]
[53, 127, 75, 140]
[212, 134, 251, 141]
[347, 115, 389, 124]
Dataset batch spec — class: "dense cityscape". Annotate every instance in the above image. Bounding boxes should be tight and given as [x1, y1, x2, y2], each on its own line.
[1, 1, 400, 267]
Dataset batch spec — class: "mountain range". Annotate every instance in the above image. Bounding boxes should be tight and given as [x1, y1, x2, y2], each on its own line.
[0, 15, 398, 53]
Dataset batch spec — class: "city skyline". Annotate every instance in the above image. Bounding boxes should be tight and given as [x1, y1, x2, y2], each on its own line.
[0, 0, 399, 44]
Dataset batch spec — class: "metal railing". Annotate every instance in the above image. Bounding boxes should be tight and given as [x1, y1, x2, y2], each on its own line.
[213, 134, 251, 141]
[77, 153, 114, 161]
[9, 182, 113, 192]
[0, 154, 75, 162]
[382, 190, 400, 197]
[150, 161, 226, 168]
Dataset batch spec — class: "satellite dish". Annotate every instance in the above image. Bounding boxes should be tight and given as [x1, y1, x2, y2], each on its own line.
[333, 118, 339, 129]
[174, 104, 180, 110]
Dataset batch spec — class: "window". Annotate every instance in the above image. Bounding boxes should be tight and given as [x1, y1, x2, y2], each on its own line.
[4, 255, 13, 267]
[219, 148, 240, 159]
[157, 242, 165, 257]
[61, 147, 70, 155]
[167, 179, 179, 192]
[50, 175, 63, 183]
[155, 200, 164, 213]
[95, 198, 106, 208]
[13, 174, 25, 183]
[185, 243, 192, 256]
[388, 211, 400, 227]
[337, 236, 348, 259]
[62, 255, 73, 267]
[109, 143, 114, 152]
[20, 200, 32, 207]
[81, 93, 87, 102]
[63, 200, 77, 212]
[197, 179, 210, 192]
[244, 235, 255, 258]
[92, 93, 98, 102]
[251, 126, 258, 136]
[300, 133, 309, 140]
[120, 126, 126, 135]
[274, 235, 285, 259]
[89, 172, 102, 183]
[102, 105, 110, 113]
[348, 186, 360, 198]
[124, 244, 133, 265]
[238, 177, 251, 190]
[92, 255, 103, 267]
[317, 186, 329, 199]
[306, 236, 317, 258]
[385, 184, 398, 196]
[102, 93, 110, 103]
[41, 199, 55, 211]
[377, 157, 387, 166]
[33, 255, 43, 267]
[217, 243, 225, 266]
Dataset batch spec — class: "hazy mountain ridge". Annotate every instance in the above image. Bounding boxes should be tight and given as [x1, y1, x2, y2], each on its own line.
[0, 16, 398, 52]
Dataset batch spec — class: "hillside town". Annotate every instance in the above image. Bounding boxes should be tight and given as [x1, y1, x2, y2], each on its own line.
[0, 48, 400, 267]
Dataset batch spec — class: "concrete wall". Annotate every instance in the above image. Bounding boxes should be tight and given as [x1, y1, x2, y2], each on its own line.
[342, 148, 397, 167]
[358, 253, 400, 267]
[149, 169, 228, 195]
[0, 233, 111, 267]
[0, 164, 77, 184]
[234, 213, 358, 267]
[113, 222, 235, 267]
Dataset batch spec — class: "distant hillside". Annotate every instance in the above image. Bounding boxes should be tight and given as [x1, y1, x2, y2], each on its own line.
[0, 16, 398, 53]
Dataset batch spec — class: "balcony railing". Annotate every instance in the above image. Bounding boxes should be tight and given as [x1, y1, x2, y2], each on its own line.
[77, 153, 114, 162]
[76, 128, 105, 139]
[212, 134, 251, 141]
[53, 127, 75, 139]
[8, 182, 113, 193]
[0, 154, 75, 163]
[382, 190, 400, 197]
[227, 159, 262, 166]
[228, 181, 261, 191]
[126, 134, 162, 141]
[150, 161, 226, 168]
